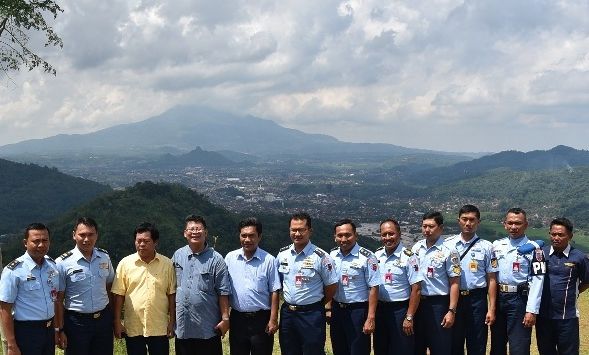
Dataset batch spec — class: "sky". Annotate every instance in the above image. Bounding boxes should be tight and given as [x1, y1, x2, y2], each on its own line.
[1, 0, 589, 153]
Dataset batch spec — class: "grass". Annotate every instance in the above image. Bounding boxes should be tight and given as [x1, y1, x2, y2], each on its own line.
[2, 294, 587, 354]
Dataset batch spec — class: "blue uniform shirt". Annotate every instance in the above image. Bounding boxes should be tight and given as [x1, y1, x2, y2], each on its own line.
[539, 244, 589, 319]
[56, 246, 115, 313]
[492, 235, 545, 313]
[445, 234, 497, 290]
[225, 247, 281, 312]
[411, 237, 461, 296]
[375, 244, 422, 302]
[276, 242, 338, 305]
[0, 252, 59, 321]
[173, 244, 231, 340]
[330, 243, 380, 303]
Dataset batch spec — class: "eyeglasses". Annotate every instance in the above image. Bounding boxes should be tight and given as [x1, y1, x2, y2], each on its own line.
[290, 228, 308, 234]
[185, 228, 205, 233]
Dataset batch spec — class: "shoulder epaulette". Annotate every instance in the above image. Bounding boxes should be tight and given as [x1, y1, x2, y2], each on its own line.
[330, 246, 339, 252]
[279, 244, 291, 252]
[403, 249, 414, 257]
[314, 248, 325, 257]
[359, 247, 372, 257]
[6, 259, 22, 270]
[376, 246, 384, 252]
[45, 256, 55, 263]
[58, 251, 73, 261]
[96, 247, 109, 254]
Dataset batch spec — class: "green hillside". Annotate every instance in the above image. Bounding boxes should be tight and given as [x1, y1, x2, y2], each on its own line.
[0, 158, 110, 234]
[1, 182, 378, 265]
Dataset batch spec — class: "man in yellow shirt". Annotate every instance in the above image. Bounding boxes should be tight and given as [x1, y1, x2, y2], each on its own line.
[112, 222, 176, 355]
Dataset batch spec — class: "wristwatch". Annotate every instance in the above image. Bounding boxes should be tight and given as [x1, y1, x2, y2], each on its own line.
[448, 308, 457, 314]
[405, 314, 413, 321]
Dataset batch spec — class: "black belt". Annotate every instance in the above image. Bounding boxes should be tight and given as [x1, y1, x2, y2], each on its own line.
[378, 300, 409, 308]
[283, 301, 323, 312]
[334, 301, 368, 309]
[459, 288, 487, 296]
[232, 309, 270, 318]
[420, 294, 448, 300]
[14, 318, 53, 328]
[66, 307, 106, 319]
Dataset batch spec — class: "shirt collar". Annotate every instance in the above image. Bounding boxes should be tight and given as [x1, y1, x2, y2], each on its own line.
[292, 241, 314, 256]
[188, 244, 211, 259]
[238, 247, 262, 261]
[550, 244, 571, 257]
[73, 246, 100, 261]
[134, 252, 161, 264]
[336, 242, 359, 257]
[458, 233, 479, 245]
[22, 252, 46, 271]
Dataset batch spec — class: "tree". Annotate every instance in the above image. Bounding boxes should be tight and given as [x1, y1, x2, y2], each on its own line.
[0, 0, 63, 75]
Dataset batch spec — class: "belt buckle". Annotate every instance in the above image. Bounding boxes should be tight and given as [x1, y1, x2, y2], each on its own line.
[45, 320, 52, 328]
[93, 312, 100, 319]
[460, 290, 470, 296]
[288, 305, 297, 311]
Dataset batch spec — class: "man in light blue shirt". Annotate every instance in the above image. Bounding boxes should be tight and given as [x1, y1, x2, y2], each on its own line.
[373, 218, 422, 355]
[54, 217, 115, 355]
[0, 222, 59, 355]
[490, 208, 545, 355]
[445, 205, 497, 355]
[329, 219, 380, 355]
[225, 217, 281, 355]
[173, 215, 231, 355]
[411, 211, 461, 355]
[276, 212, 338, 355]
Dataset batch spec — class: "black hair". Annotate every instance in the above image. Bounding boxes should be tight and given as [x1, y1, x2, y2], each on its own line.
[422, 211, 444, 226]
[239, 217, 262, 235]
[24, 222, 50, 239]
[134, 222, 160, 242]
[550, 217, 573, 234]
[334, 218, 356, 233]
[74, 217, 98, 233]
[290, 212, 312, 229]
[458, 204, 480, 220]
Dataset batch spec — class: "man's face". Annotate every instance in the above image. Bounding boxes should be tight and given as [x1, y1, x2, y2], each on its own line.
[503, 212, 528, 238]
[73, 223, 97, 255]
[289, 218, 311, 250]
[549, 224, 572, 251]
[422, 218, 443, 239]
[458, 212, 480, 236]
[184, 221, 207, 250]
[334, 223, 357, 255]
[380, 222, 400, 253]
[240, 226, 261, 255]
[135, 231, 157, 258]
[24, 229, 50, 261]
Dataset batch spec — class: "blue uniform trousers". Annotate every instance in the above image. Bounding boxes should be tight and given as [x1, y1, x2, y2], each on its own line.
[14, 319, 54, 355]
[490, 292, 531, 355]
[536, 317, 579, 355]
[330, 301, 370, 355]
[373, 300, 414, 355]
[414, 295, 451, 355]
[451, 288, 488, 355]
[64, 307, 113, 355]
[279, 302, 326, 355]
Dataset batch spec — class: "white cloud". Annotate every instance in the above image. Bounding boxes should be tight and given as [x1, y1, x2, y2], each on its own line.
[1, 0, 589, 152]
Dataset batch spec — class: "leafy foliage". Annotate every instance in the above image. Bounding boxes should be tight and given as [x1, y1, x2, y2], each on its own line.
[0, 0, 63, 74]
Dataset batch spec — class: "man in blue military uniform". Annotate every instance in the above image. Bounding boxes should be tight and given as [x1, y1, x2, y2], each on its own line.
[0, 222, 59, 355]
[536, 217, 589, 355]
[490, 208, 545, 355]
[173, 215, 231, 355]
[373, 218, 422, 355]
[225, 217, 281, 355]
[276, 212, 338, 355]
[328, 219, 380, 355]
[54, 217, 115, 355]
[411, 211, 461, 355]
[445, 205, 498, 355]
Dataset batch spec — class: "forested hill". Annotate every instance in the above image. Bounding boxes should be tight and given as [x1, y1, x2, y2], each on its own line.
[1, 182, 378, 265]
[0, 158, 110, 234]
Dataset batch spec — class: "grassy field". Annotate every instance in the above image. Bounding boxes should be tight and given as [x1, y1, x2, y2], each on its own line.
[2, 293, 587, 354]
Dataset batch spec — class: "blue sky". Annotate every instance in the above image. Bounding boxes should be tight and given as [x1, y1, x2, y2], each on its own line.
[1, 0, 588, 153]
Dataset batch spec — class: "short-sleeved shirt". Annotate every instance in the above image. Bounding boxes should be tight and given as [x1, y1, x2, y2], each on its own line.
[492, 236, 545, 313]
[375, 244, 422, 302]
[539, 244, 589, 319]
[276, 242, 338, 305]
[444, 234, 497, 290]
[225, 247, 281, 312]
[173, 245, 231, 340]
[56, 246, 115, 313]
[0, 252, 59, 321]
[111, 253, 175, 337]
[330, 243, 381, 303]
[411, 237, 461, 296]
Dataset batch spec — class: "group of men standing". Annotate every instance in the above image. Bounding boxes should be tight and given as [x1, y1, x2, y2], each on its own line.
[0, 206, 587, 355]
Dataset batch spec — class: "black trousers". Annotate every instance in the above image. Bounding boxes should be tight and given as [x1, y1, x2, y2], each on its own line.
[229, 309, 273, 355]
[175, 336, 222, 355]
[14, 319, 54, 355]
[125, 335, 169, 355]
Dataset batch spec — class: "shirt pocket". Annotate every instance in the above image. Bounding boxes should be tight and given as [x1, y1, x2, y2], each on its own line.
[198, 272, 214, 293]
[24, 279, 41, 291]
[254, 275, 268, 292]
